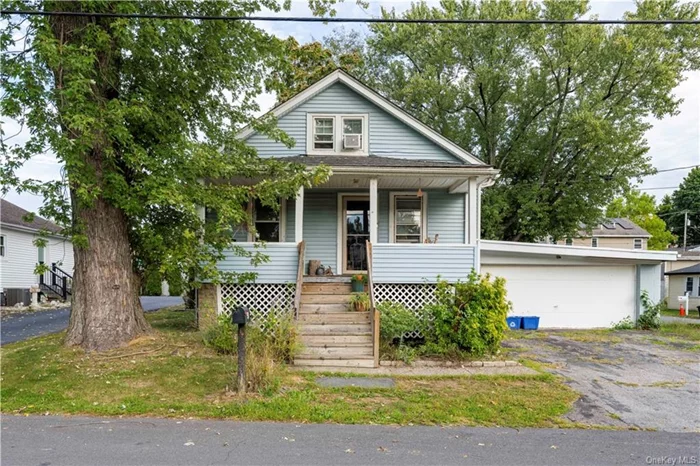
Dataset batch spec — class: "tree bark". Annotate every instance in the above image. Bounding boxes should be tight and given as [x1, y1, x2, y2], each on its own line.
[65, 197, 150, 351]
[48, 2, 150, 351]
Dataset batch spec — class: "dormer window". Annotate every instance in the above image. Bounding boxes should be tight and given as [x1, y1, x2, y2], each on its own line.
[307, 114, 368, 155]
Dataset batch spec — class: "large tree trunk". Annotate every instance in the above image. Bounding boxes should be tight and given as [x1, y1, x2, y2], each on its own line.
[49, 3, 150, 351]
[65, 197, 150, 351]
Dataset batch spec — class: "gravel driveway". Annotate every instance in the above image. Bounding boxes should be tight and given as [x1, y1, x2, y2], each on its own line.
[503, 330, 699, 432]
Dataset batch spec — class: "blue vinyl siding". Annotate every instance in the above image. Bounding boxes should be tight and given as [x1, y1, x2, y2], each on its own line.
[372, 245, 476, 283]
[302, 192, 338, 273]
[246, 83, 459, 162]
[427, 191, 465, 243]
[215, 243, 298, 283]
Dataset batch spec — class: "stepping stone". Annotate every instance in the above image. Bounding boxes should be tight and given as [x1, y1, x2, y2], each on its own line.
[316, 376, 395, 388]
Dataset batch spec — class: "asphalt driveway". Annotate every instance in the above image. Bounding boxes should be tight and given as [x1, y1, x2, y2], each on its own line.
[0, 296, 183, 345]
[503, 330, 700, 432]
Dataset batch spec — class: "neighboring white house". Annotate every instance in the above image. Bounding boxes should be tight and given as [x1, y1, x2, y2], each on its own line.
[0, 199, 74, 306]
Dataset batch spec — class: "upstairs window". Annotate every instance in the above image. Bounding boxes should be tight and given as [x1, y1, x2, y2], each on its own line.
[634, 238, 643, 249]
[313, 117, 334, 150]
[307, 114, 368, 155]
[591, 237, 598, 247]
[0, 235, 5, 256]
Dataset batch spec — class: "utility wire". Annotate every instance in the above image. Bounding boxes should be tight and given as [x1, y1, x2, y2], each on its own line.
[654, 164, 700, 173]
[638, 186, 680, 190]
[2, 10, 700, 24]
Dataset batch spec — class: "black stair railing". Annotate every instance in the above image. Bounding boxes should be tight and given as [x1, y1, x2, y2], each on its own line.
[39, 263, 73, 300]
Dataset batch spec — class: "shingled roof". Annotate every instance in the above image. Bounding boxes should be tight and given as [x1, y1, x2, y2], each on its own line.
[665, 263, 700, 276]
[274, 155, 471, 168]
[0, 198, 63, 234]
[578, 218, 651, 238]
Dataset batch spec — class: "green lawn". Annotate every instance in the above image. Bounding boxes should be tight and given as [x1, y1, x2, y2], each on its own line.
[0, 308, 578, 427]
[661, 308, 700, 319]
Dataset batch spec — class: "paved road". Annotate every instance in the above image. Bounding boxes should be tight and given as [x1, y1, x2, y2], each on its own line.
[0, 296, 183, 345]
[2, 415, 698, 466]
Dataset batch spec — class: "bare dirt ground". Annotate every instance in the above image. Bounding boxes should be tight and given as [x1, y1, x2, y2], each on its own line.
[503, 330, 699, 432]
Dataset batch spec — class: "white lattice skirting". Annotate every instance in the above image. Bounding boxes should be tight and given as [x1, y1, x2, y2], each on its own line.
[374, 283, 438, 338]
[220, 283, 294, 331]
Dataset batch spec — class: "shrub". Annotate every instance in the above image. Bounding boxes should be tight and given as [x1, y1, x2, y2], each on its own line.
[611, 316, 635, 330]
[638, 291, 662, 330]
[425, 271, 510, 356]
[377, 301, 422, 345]
[349, 292, 370, 312]
[202, 312, 298, 392]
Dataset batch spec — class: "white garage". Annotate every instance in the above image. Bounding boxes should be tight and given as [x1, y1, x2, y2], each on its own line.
[479, 241, 675, 329]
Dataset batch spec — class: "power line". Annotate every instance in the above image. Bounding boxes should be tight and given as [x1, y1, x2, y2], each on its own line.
[2, 10, 700, 24]
[638, 186, 679, 190]
[654, 164, 700, 173]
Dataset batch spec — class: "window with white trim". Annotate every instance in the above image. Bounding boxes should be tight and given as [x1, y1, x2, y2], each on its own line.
[392, 194, 425, 243]
[634, 238, 643, 249]
[253, 199, 280, 242]
[686, 277, 694, 295]
[307, 114, 368, 155]
[313, 117, 334, 150]
[0, 235, 5, 256]
[591, 237, 598, 248]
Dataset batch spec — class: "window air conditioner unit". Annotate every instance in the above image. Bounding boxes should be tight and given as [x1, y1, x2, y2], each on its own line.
[343, 134, 362, 149]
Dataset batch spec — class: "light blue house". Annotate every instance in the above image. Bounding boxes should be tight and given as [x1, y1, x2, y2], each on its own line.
[199, 69, 497, 366]
[198, 69, 672, 368]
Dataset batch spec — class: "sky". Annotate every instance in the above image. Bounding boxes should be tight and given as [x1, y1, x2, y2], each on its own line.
[2, 0, 699, 214]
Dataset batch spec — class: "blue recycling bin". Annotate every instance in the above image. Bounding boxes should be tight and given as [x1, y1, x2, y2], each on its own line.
[506, 316, 522, 330]
[522, 316, 540, 330]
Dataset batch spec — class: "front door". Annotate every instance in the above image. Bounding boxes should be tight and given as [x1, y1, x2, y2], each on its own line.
[342, 196, 369, 273]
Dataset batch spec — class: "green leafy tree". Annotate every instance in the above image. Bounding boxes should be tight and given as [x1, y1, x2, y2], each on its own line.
[323, 0, 700, 241]
[1, 1, 331, 351]
[660, 168, 700, 247]
[268, 36, 364, 103]
[606, 190, 676, 250]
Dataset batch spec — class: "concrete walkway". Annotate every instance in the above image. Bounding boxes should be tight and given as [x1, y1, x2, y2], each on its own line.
[3, 415, 699, 466]
[0, 296, 183, 345]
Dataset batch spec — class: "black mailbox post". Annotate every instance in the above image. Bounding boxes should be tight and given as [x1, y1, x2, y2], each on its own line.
[231, 306, 249, 393]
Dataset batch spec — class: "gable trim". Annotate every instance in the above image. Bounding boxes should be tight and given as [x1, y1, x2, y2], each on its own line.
[240, 70, 486, 166]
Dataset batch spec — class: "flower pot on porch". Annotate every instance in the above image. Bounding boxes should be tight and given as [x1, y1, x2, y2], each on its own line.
[351, 281, 365, 292]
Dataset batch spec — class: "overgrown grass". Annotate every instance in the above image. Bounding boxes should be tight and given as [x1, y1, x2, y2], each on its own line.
[658, 322, 700, 342]
[0, 308, 578, 427]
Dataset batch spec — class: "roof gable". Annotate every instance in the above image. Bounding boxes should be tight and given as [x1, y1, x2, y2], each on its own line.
[241, 70, 486, 166]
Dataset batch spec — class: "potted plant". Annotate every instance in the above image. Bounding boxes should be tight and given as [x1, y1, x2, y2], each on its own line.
[350, 273, 367, 292]
[349, 292, 370, 312]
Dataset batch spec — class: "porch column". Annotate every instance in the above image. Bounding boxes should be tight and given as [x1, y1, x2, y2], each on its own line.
[295, 186, 304, 244]
[369, 178, 378, 244]
[467, 178, 478, 245]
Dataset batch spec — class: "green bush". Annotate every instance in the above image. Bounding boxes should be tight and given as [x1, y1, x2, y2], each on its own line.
[611, 316, 635, 330]
[377, 301, 422, 345]
[201, 313, 297, 393]
[425, 271, 511, 356]
[638, 291, 662, 330]
[141, 267, 162, 296]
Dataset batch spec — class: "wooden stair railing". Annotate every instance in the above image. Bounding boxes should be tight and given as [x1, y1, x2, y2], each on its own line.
[365, 240, 379, 367]
[293, 241, 306, 319]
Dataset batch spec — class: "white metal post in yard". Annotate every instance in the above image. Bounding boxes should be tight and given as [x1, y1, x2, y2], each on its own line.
[369, 178, 378, 244]
[295, 185, 304, 244]
[683, 211, 688, 251]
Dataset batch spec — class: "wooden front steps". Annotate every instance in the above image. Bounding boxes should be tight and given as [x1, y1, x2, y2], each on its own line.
[295, 281, 374, 368]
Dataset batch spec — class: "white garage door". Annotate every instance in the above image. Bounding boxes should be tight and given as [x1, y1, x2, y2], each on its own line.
[482, 265, 636, 329]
